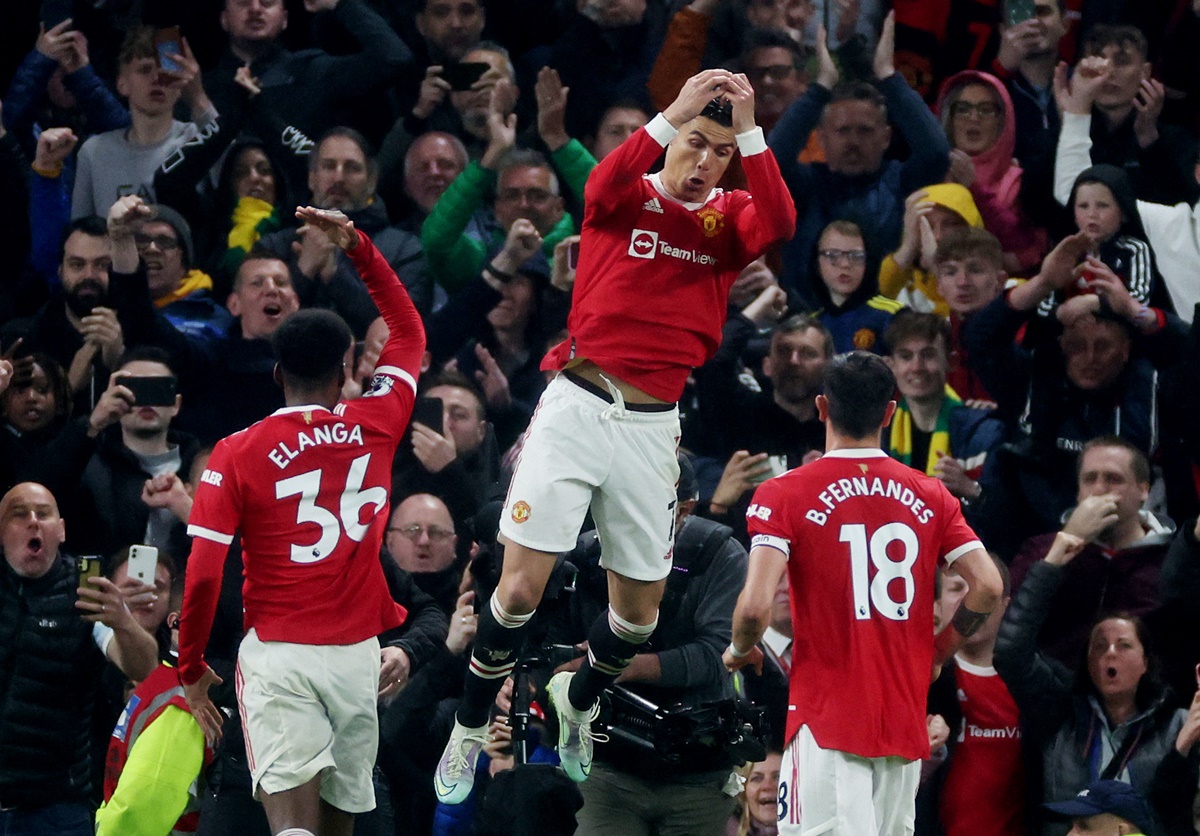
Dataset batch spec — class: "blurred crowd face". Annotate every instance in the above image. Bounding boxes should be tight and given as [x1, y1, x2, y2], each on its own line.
[816, 227, 866, 303]
[1060, 318, 1130, 391]
[136, 220, 186, 300]
[231, 146, 278, 206]
[820, 100, 891, 177]
[386, 493, 458, 574]
[118, 56, 181, 118]
[1076, 444, 1147, 531]
[577, 0, 647, 28]
[404, 133, 467, 213]
[2, 361, 59, 434]
[222, 0, 288, 48]
[228, 257, 299, 339]
[1086, 43, 1150, 111]
[113, 559, 173, 633]
[590, 106, 648, 160]
[746, 46, 805, 128]
[1, 483, 66, 580]
[934, 255, 1004, 317]
[425, 384, 487, 456]
[61, 230, 112, 319]
[764, 325, 828, 406]
[487, 274, 535, 335]
[494, 165, 563, 235]
[1073, 182, 1123, 245]
[744, 752, 783, 828]
[889, 334, 950, 404]
[661, 117, 736, 203]
[309, 136, 375, 212]
[1087, 617, 1147, 704]
[118, 359, 180, 440]
[949, 83, 1003, 156]
[1006, 0, 1068, 58]
[416, 0, 485, 62]
[451, 48, 516, 138]
[744, 0, 813, 31]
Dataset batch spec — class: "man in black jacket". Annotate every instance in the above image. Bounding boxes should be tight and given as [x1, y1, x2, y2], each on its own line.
[0, 481, 157, 833]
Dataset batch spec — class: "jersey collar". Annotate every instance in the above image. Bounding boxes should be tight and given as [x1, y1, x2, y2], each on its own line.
[646, 172, 719, 211]
[821, 448, 888, 459]
[270, 404, 333, 417]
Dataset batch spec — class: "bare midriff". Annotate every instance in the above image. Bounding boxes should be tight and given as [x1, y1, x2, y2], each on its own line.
[564, 359, 670, 405]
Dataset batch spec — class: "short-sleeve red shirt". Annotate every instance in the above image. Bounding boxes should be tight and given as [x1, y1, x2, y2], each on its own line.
[746, 448, 982, 760]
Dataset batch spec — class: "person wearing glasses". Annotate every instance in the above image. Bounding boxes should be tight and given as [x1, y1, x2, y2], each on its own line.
[936, 71, 1049, 277]
[810, 219, 902, 355]
[129, 205, 232, 347]
[385, 492, 462, 615]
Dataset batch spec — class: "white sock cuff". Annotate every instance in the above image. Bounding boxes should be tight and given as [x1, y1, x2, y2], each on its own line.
[608, 606, 656, 642]
[491, 594, 534, 628]
[276, 829, 316, 836]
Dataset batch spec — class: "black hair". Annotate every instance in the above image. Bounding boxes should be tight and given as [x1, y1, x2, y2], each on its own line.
[822, 351, 895, 439]
[1075, 611, 1165, 712]
[60, 215, 109, 257]
[884, 309, 950, 357]
[116, 345, 177, 377]
[0, 352, 73, 423]
[700, 98, 734, 127]
[1081, 23, 1149, 62]
[215, 137, 291, 216]
[825, 81, 888, 119]
[423, 368, 487, 419]
[271, 309, 353, 388]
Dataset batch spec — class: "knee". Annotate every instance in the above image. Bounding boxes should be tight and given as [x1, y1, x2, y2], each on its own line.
[495, 572, 545, 615]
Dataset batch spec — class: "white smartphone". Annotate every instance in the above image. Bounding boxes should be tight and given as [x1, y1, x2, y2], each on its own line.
[127, 544, 159, 586]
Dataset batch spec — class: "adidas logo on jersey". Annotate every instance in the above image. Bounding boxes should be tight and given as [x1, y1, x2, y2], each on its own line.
[642, 197, 664, 214]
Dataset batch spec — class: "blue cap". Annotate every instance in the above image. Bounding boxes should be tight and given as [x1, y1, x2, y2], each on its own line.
[1043, 781, 1154, 832]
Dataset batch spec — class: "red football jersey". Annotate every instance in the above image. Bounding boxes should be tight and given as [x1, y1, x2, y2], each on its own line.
[939, 658, 1027, 836]
[746, 448, 982, 761]
[541, 114, 796, 402]
[179, 234, 424, 683]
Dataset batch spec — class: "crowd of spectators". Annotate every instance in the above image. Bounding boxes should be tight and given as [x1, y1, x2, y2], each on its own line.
[2, 0, 1200, 834]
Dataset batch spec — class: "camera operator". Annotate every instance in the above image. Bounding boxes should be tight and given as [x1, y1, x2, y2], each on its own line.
[552, 454, 752, 836]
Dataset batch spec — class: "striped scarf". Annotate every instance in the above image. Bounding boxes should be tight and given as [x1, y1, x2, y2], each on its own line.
[889, 386, 962, 475]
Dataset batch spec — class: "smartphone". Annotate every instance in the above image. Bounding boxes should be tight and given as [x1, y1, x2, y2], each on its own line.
[442, 62, 489, 91]
[567, 241, 580, 272]
[122, 375, 178, 406]
[1005, 0, 1036, 26]
[41, 0, 73, 29]
[154, 26, 183, 72]
[127, 544, 159, 587]
[77, 555, 101, 587]
[412, 396, 444, 432]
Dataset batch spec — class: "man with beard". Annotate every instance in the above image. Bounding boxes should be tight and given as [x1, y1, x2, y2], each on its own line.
[695, 314, 832, 537]
[1, 216, 128, 417]
[257, 127, 432, 320]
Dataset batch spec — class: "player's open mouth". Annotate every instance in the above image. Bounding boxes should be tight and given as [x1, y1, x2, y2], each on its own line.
[687, 177, 705, 190]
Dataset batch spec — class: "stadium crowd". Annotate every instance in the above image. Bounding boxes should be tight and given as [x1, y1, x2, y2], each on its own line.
[1, 0, 1200, 834]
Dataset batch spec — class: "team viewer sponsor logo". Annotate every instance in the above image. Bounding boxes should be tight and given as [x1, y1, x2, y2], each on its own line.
[629, 229, 658, 259]
[627, 229, 719, 266]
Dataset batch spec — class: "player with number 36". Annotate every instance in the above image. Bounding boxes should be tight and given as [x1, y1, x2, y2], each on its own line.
[723, 352, 1003, 836]
[177, 207, 425, 836]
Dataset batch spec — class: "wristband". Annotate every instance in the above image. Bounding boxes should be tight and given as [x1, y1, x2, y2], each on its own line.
[727, 642, 750, 659]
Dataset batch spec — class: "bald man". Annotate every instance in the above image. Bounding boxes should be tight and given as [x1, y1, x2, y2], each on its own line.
[0, 482, 158, 832]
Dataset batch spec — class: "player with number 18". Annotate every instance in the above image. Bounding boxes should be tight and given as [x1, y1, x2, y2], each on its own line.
[177, 208, 424, 836]
[724, 352, 1003, 836]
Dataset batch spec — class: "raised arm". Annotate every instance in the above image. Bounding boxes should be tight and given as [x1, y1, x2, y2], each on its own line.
[298, 206, 425, 380]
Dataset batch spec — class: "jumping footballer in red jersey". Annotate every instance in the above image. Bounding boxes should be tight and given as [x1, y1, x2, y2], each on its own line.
[725, 352, 1003, 836]
[435, 68, 796, 803]
[178, 208, 425, 836]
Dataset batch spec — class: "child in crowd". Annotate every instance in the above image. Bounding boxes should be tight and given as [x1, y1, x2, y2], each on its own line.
[810, 219, 903, 354]
[1041, 164, 1166, 319]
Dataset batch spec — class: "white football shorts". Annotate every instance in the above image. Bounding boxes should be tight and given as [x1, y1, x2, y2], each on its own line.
[500, 372, 681, 582]
[236, 628, 381, 814]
